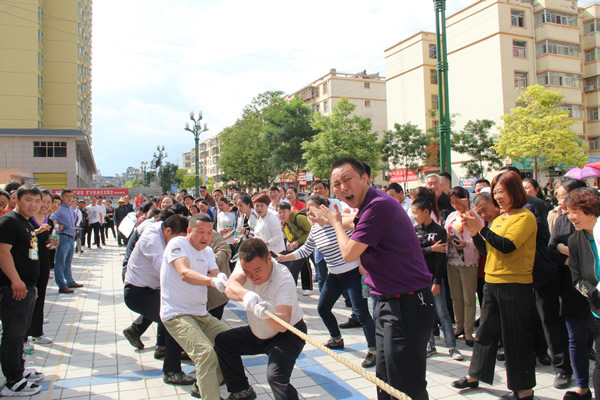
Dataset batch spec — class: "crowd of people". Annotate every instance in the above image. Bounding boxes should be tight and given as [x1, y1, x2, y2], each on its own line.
[3, 158, 600, 400]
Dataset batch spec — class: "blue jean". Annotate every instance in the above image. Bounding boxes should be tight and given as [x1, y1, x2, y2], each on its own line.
[54, 235, 75, 288]
[313, 249, 328, 292]
[566, 316, 590, 388]
[0, 285, 36, 384]
[428, 280, 456, 349]
[318, 267, 376, 350]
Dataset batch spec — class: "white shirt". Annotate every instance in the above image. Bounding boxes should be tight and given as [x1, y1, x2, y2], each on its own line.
[160, 236, 218, 322]
[233, 259, 303, 340]
[254, 211, 285, 253]
[87, 204, 103, 224]
[216, 211, 236, 245]
[73, 208, 82, 227]
[125, 222, 165, 289]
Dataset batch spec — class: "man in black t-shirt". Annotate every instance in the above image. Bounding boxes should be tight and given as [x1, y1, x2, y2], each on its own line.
[0, 184, 45, 396]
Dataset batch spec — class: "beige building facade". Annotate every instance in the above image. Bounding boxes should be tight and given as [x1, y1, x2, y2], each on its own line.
[386, 0, 597, 184]
[0, 0, 95, 188]
[181, 134, 222, 186]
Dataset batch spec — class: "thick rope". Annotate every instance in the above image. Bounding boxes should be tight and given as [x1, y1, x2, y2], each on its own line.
[264, 310, 411, 400]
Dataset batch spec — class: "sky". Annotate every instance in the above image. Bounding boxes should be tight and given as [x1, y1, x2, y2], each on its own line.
[92, 0, 483, 176]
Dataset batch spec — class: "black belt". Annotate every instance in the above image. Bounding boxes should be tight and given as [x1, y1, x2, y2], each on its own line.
[59, 233, 75, 239]
[376, 288, 427, 301]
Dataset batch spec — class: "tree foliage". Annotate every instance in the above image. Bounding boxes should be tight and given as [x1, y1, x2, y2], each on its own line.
[302, 98, 380, 180]
[380, 123, 429, 186]
[451, 119, 503, 178]
[176, 168, 199, 191]
[263, 96, 317, 182]
[218, 91, 282, 189]
[158, 162, 179, 192]
[496, 85, 587, 178]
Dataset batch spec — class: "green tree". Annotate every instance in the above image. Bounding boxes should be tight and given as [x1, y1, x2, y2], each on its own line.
[219, 91, 282, 189]
[263, 96, 317, 183]
[451, 119, 503, 178]
[380, 123, 429, 188]
[158, 162, 179, 192]
[302, 98, 380, 179]
[496, 85, 587, 179]
[123, 177, 142, 188]
[176, 168, 199, 191]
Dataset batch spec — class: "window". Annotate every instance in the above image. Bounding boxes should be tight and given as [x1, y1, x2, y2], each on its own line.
[324, 101, 328, 113]
[37, 98, 43, 113]
[591, 137, 600, 150]
[38, 52, 43, 66]
[429, 43, 437, 59]
[534, 9, 577, 27]
[314, 104, 320, 113]
[585, 19, 600, 34]
[561, 104, 584, 119]
[33, 141, 67, 158]
[589, 108, 600, 121]
[38, 7, 43, 22]
[586, 48, 599, 63]
[432, 120, 439, 131]
[585, 75, 600, 92]
[365, 100, 371, 108]
[38, 75, 42, 89]
[431, 95, 439, 110]
[537, 71, 581, 88]
[38, 29, 43, 44]
[322, 82, 328, 95]
[364, 82, 370, 89]
[512, 9, 525, 27]
[513, 40, 527, 58]
[514, 71, 528, 88]
[430, 69, 437, 84]
[536, 40, 579, 57]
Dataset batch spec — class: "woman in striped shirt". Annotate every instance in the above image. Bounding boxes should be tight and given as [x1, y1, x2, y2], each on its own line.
[277, 195, 376, 369]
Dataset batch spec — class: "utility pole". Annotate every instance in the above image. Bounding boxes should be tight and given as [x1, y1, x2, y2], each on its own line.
[184, 111, 208, 196]
[434, 0, 451, 173]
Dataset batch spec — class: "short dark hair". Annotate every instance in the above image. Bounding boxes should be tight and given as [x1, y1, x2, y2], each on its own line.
[183, 195, 194, 201]
[269, 185, 279, 192]
[560, 177, 587, 193]
[499, 165, 521, 176]
[253, 193, 271, 207]
[230, 185, 240, 192]
[238, 194, 253, 207]
[16, 184, 42, 200]
[361, 161, 372, 178]
[41, 189, 53, 199]
[170, 202, 189, 217]
[523, 177, 544, 199]
[440, 172, 451, 182]
[61, 189, 73, 197]
[163, 214, 189, 234]
[491, 171, 528, 209]
[218, 197, 230, 205]
[565, 187, 600, 217]
[4, 181, 21, 193]
[330, 157, 366, 178]
[147, 207, 161, 219]
[278, 202, 291, 210]
[387, 183, 403, 193]
[475, 178, 490, 186]
[307, 195, 330, 207]
[312, 180, 329, 191]
[449, 186, 470, 200]
[287, 187, 298, 194]
[0, 189, 9, 200]
[141, 201, 154, 214]
[213, 189, 223, 195]
[238, 238, 270, 263]
[200, 200, 210, 207]
[412, 198, 432, 213]
[158, 208, 175, 221]
[189, 213, 214, 229]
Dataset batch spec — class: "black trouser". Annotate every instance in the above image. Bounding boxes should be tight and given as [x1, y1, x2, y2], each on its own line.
[105, 221, 116, 239]
[535, 278, 572, 375]
[81, 225, 89, 248]
[375, 288, 435, 400]
[469, 283, 536, 391]
[589, 317, 600, 398]
[124, 285, 182, 373]
[284, 258, 313, 291]
[0, 285, 36, 385]
[209, 303, 227, 320]
[99, 223, 106, 244]
[28, 261, 50, 337]
[118, 232, 128, 246]
[87, 222, 101, 247]
[215, 320, 306, 400]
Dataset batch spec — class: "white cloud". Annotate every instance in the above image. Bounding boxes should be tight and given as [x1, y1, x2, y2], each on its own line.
[92, 0, 473, 175]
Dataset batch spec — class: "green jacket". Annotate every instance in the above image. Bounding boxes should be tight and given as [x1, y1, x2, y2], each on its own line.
[282, 211, 311, 244]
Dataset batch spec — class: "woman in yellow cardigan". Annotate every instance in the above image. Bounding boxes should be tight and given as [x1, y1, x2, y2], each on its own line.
[451, 170, 537, 400]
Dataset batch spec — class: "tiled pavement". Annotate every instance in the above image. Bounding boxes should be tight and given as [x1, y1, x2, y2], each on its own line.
[5, 238, 578, 399]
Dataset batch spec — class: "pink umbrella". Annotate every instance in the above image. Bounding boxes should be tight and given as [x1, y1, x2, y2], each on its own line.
[565, 166, 600, 179]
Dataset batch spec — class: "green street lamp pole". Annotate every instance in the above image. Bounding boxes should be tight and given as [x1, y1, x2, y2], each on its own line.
[184, 111, 208, 196]
[434, 0, 451, 173]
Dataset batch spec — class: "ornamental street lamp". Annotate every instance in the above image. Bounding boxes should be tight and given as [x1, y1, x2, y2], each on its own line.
[140, 161, 148, 184]
[184, 111, 208, 196]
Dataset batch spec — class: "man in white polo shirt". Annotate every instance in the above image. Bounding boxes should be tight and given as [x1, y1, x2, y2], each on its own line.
[124, 214, 194, 386]
[160, 214, 230, 400]
[215, 238, 306, 400]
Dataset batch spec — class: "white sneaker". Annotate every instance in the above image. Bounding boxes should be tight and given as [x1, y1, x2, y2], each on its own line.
[23, 368, 44, 382]
[32, 335, 53, 344]
[450, 348, 464, 361]
[0, 378, 41, 396]
[302, 290, 313, 296]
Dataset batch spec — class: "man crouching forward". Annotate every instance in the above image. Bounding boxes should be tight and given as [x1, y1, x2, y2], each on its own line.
[215, 238, 306, 400]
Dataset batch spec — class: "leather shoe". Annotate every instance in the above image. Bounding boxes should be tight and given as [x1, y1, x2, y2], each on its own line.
[451, 376, 479, 389]
[58, 287, 74, 293]
[564, 390, 592, 400]
[454, 330, 464, 338]
[537, 353, 552, 366]
[339, 318, 360, 329]
[554, 372, 571, 389]
[496, 348, 505, 361]
[465, 338, 474, 347]
[498, 392, 534, 400]
[68, 282, 84, 288]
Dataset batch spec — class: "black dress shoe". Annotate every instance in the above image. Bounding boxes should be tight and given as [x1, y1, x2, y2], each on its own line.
[465, 338, 474, 347]
[123, 326, 144, 349]
[537, 353, 552, 366]
[498, 392, 534, 400]
[564, 390, 592, 400]
[554, 372, 571, 389]
[451, 376, 479, 389]
[496, 348, 505, 361]
[339, 318, 360, 329]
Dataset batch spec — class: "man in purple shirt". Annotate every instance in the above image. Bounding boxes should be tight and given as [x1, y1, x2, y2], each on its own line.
[315, 157, 435, 400]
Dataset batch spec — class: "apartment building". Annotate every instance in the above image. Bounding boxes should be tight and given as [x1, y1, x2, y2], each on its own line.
[290, 68, 388, 185]
[385, 0, 598, 183]
[0, 0, 95, 188]
[181, 134, 222, 186]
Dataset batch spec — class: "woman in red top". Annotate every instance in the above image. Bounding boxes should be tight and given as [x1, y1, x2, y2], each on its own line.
[286, 187, 305, 211]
